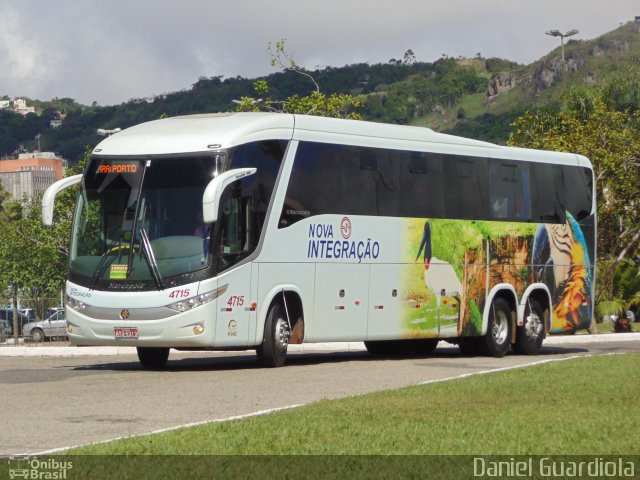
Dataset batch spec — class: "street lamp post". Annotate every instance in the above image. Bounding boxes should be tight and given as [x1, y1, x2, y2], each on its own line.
[545, 29, 579, 64]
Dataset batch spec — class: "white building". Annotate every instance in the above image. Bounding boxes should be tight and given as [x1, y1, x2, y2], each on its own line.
[12, 98, 35, 116]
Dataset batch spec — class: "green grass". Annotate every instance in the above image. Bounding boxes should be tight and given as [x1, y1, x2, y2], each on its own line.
[411, 92, 487, 130]
[69, 354, 639, 456]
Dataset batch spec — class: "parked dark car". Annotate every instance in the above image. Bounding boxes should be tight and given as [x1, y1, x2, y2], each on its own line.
[0, 308, 30, 336]
[0, 318, 11, 338]
[20, 308, 37, 322]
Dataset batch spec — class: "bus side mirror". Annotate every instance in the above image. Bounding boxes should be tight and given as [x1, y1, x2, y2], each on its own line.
[202, 168, 256, 223]
[42, 174, 83, 226]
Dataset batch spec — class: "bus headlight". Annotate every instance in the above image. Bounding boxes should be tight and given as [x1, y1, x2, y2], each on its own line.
[167, 284, 228, 313]
[65, 295, 87, 310]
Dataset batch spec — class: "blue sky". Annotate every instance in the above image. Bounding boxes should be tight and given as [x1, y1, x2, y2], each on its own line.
[0, 0, 636, 105]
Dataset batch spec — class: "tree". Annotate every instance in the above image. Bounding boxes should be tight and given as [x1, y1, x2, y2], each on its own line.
[508, 75, 640, 304]
[235, 39, 364, 119]
[0, 148, 88, 336]
[403, 49, 416, 66]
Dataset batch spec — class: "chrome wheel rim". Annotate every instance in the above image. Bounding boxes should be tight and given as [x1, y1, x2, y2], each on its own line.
[275, 317, 289, 351]
[525, 312, 543, 341]
[492, 310, 509, 345]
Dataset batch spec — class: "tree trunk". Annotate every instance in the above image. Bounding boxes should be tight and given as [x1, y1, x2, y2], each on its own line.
[12, 285, 19, 343]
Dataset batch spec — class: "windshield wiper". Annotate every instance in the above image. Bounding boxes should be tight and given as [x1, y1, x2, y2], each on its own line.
[139, 226, 164, 289]
[90, 231, 128, 289]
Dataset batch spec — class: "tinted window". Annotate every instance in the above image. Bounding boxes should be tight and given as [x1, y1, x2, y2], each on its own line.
[562, 166, 593, 221]
[213, 140, 287, 272]
[399, 152, 445, 218]
[230, 140, 287, 213]
[445, 156, 489, 220]
[530, 163, 564, 223]
[489, 159, 532, 221]
[280, 141, 593, 227]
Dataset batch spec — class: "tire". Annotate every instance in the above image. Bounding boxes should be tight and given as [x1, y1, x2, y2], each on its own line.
[31, 328, 45, 343]
[257, 303, 289, 368]
[513, 299, 545, 355]
[481, 297, 513, 358]
[137, 347, 170, 369]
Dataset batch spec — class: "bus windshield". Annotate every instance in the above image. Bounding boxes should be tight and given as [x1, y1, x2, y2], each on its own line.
[70, 155, 219, 288]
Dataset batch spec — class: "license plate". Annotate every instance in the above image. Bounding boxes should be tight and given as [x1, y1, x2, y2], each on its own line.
[114, 327, 138, 339]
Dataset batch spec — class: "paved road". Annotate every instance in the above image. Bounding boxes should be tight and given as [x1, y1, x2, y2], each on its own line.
[1, 337, 638, 456]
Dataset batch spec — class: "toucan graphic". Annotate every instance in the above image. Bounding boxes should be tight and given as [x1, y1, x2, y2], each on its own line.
[551, 212, 593, 332]
[415, 220, 462, 311]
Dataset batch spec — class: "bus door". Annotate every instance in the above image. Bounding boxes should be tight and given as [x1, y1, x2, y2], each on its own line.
[212, 194, 258, 347]
[215, 263, 256, 347]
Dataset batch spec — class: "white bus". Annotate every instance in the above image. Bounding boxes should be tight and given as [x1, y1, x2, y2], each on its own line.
[43, 113, 595, 368]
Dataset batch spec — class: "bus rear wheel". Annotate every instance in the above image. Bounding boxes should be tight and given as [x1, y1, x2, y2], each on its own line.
[257, 303, 289, 368]
[481, 298, 512, 358]
[137, 347, 170, 369]
[513, 299, 545, 355]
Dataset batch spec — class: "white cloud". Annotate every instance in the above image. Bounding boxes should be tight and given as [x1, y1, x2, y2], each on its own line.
[0, 0, 636, 104]
[0, 6, 51, 87]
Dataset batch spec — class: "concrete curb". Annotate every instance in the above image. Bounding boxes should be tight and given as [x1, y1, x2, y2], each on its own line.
[0, 333, 638, 357]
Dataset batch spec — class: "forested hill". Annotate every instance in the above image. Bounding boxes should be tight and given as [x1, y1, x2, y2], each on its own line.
[1, 21, 639, 165]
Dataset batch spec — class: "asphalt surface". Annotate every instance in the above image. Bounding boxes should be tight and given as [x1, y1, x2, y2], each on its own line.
[0, 333, 638, 456]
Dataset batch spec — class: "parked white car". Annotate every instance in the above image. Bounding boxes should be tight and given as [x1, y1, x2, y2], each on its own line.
[22, 310, 67, 342]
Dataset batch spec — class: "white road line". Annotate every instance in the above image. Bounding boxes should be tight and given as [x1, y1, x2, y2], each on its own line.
[417, 353, 622, 386]
[24, 351, 628, 456]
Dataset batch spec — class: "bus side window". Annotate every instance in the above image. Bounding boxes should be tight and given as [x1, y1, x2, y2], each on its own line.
[219, 196, 252, 255]
[562, 165, 593, 221]
[489, 160, 531, 221]
[446, 157, 488, 220]
[531, 163, 564, 223]
[399, 152, 445, 219]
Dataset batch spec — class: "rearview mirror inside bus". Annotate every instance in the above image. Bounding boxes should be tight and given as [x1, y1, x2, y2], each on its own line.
[202, 168, 256, 223]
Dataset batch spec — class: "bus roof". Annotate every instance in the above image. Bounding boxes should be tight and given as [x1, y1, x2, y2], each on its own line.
[92, 112, 591, 168]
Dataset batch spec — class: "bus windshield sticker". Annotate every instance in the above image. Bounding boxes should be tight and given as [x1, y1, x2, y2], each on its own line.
[109, 264, 128, 280]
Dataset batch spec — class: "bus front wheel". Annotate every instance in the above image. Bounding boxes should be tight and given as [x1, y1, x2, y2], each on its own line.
[137, 347, 170, 369]
[481, 298, 512, 358]
[257, 303, 288, 368]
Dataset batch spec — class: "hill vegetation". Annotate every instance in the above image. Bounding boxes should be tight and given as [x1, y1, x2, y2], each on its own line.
[1, 21, 639, 165]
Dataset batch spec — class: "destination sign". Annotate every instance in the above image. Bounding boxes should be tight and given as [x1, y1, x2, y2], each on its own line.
[97, 163, 139, 174]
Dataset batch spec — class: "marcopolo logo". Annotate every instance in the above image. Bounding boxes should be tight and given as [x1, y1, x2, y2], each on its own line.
[8, 457, 73, 479]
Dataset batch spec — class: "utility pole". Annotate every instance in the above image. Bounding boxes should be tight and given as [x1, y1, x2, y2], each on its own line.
[545, 29, 579, 65]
